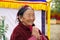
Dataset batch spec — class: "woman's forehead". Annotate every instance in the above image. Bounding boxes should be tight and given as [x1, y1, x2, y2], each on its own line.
[17, 5, 34, 16]
[26, 7, 34, 12]
[24, 9, 34, 14]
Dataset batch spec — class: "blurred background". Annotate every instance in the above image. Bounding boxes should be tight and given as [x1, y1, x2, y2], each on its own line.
[0, 0, 60, 40]
[50, 0, 60, 40]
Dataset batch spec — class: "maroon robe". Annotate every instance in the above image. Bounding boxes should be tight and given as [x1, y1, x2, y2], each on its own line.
[10, 22, 49, 40]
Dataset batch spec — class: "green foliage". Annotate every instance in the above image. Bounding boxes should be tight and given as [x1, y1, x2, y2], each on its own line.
[51, 0, 60, 13]
[0, 16, 8, 40]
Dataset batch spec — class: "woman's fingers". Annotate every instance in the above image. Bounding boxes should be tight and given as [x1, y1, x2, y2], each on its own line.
[32, 27, 41, 40]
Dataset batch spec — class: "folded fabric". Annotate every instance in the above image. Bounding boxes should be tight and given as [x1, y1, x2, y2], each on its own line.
[28, 36, 37, 40]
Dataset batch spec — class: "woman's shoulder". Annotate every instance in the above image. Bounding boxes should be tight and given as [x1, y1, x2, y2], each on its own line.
[10, 25, 25, 40]
[12, 24, 23, 34]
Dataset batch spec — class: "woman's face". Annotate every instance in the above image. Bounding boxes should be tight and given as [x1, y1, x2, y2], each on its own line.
[19, 8, 35, 26]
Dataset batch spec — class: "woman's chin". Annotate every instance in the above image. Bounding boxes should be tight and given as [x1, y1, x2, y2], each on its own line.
[27, 23, 33, 26]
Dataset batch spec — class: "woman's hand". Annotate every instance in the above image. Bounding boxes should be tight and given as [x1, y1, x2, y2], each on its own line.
[32, 27, 41, 40]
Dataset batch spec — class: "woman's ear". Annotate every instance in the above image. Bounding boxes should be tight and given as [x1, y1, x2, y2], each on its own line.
[18, 16, 23, 21]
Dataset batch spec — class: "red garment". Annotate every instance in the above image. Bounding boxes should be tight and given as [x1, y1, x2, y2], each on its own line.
[10, 22, 49, 40]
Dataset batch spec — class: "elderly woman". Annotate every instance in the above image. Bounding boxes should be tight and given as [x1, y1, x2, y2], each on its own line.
[10, 5, 49, 40]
